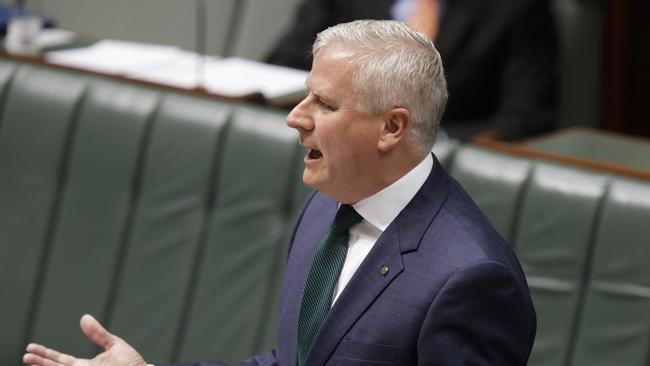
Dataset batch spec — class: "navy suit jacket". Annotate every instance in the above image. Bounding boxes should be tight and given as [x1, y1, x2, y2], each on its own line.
[167, 155, 536, 365]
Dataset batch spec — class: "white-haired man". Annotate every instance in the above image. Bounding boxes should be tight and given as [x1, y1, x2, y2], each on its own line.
[24, 20, 535, 366]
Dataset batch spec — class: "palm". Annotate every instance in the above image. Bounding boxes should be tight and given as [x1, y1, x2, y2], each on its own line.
[23, 315, 147, 366]
[74, 341, 142, 366]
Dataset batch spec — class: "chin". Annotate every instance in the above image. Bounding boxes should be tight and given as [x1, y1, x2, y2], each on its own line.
[302, 173, 321, 190]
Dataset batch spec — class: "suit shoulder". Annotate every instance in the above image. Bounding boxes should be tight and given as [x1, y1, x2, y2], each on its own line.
[415, 175, 521, 274]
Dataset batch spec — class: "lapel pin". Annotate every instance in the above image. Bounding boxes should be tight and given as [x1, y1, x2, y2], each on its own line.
[379, 265, 389, 276]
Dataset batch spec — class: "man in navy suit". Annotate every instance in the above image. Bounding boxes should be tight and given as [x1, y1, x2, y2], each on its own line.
[24, 20, 535, 366]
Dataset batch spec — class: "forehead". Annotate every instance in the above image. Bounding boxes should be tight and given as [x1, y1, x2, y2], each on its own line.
[306, 45, 358, 96]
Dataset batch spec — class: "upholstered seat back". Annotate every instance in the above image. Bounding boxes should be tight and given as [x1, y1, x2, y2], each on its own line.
[433, 141, 650, 366]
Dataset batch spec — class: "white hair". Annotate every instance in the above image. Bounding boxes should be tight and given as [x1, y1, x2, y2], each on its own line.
[313, 19, 448, 151]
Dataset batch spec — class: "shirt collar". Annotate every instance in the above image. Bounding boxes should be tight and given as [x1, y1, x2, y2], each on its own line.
[352, 154, 433, 231]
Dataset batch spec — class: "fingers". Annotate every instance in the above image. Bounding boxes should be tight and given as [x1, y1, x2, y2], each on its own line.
[23, 353, 65, 366]
[80, 314, 116, 350]
[23, 343, 77, 366]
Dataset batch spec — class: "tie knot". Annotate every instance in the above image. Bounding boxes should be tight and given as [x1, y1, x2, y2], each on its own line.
[331, 204, 363, 234]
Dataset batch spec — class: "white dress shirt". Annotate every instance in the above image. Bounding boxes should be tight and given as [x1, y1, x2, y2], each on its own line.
[332, 154, 433, 304]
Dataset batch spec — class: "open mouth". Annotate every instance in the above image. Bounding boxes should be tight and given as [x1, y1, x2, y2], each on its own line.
[307, 149, 323, 160]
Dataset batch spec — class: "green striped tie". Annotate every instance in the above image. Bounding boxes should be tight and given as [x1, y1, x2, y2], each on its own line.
[297, 204, 363, 365]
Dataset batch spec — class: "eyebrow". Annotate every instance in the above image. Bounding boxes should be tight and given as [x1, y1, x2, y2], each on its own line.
[304, 77, 338, 107]
[310, 86, 336, 105]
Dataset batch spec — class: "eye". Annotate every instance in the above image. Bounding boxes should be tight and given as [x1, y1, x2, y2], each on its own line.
[318, 98, 337, 111]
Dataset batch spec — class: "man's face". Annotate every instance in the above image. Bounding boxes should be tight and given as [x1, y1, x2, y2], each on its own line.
[286, 45, 383, 203]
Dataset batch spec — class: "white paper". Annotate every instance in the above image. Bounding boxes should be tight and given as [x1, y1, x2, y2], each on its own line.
[46, 39, 183, 75]
[127, 51, 217, 89]
[45, 41, 308, 102]
[203, 58, 308, 99]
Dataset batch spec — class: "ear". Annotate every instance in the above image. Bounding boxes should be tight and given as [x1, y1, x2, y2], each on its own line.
[377, 107, 410, 152]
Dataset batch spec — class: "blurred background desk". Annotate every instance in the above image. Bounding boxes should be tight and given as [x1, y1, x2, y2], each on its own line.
[475, 128, 650, 181]
[0, 42, 308, 108]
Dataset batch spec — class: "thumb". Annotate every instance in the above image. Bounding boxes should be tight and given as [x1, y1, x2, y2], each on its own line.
[80, 314, 117, 350]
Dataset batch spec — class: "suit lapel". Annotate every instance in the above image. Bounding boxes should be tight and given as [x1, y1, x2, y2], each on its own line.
[305, 155, 450, 365]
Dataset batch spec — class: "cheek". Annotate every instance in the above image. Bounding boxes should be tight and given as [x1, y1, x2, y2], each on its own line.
[348, 124, 380, 154]
[316, 116, 378, 168]
[315, 123, 341, 154]
[329, 132, 375, 173]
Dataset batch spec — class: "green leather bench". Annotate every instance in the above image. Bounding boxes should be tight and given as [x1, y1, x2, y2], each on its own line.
[0, 58, 309, 365]
[1, 59, 649, 366]
[433, 143, 650, 366]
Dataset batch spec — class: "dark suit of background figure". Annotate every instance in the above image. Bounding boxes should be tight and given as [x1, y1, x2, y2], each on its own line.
[267, 0, 559, 141]
[166, 155, 536, 365]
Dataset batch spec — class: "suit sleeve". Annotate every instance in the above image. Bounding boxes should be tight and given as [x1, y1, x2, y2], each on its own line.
[265, 0, 334, 70]
[495, 0, 558, 140]
[417, 261, 536, 365]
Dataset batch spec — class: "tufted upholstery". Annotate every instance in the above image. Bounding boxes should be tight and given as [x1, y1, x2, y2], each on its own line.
[1, 58, 648, 366]
[433, 142, 650, 366]
[0, 59, 305, 365]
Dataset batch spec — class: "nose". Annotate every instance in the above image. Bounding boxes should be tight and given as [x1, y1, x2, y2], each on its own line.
[286, 96, 314, 132]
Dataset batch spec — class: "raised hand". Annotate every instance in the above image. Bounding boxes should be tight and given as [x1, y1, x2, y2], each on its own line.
[23, 314, 148, 366]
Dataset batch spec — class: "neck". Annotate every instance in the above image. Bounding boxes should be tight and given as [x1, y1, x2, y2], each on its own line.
[340, 150, 428, 204]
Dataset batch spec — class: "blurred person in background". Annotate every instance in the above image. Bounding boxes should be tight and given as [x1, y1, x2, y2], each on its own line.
[267, 0, 558, 141]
